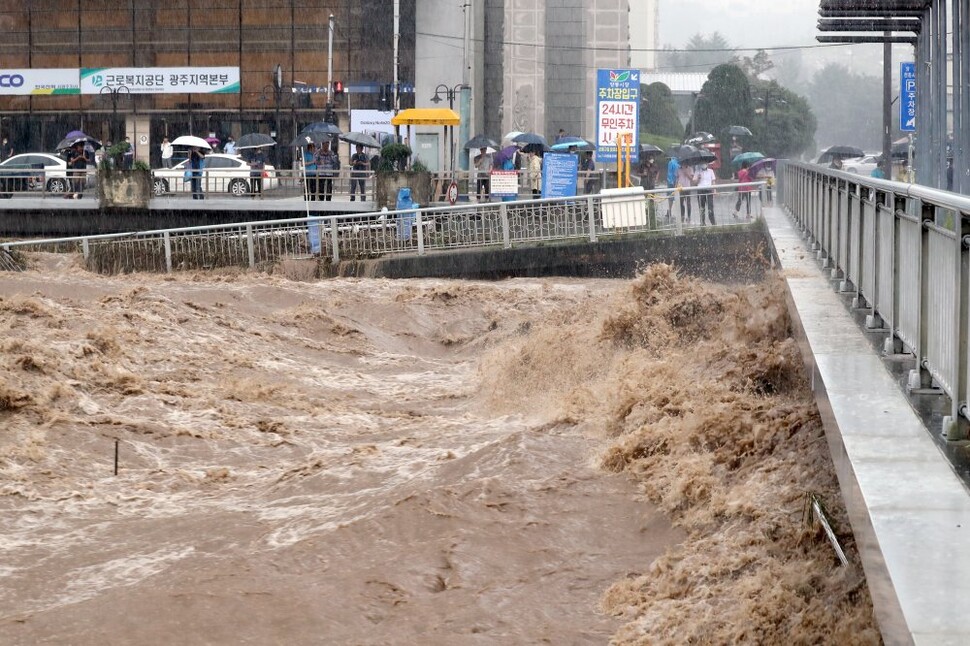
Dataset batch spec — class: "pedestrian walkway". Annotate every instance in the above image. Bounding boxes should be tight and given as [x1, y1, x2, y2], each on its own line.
[764, 204, 970, 646]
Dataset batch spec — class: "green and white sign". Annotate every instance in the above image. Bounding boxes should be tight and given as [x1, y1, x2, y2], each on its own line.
[0, 69, 79, 95]
[80, 67, 240, 94]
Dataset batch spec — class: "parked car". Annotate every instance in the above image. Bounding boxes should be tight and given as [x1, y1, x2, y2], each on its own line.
[152, 154, 277, 197]
[843, 154, 881, 175]
[0, 152, 82, 197]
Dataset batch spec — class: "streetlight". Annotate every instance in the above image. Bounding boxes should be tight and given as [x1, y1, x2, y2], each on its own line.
[99, 85, 131, 144]
[262, 83, 283, 169]
[431, 83, 466, 171]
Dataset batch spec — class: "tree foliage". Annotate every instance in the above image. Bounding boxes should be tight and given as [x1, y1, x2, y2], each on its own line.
[806, 63, 882, 151]
[640, 82, 683, 139]
[738, 49, 774, 79]
[657, 32, 735, 73]
[692, 64, 753, 140]
[749, 80, 816, 159]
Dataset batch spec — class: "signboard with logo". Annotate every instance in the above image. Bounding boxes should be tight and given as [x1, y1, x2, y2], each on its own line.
[900, 62, 916, 132]
[351, 110, 396, 138]
[0, 69, 79, 95]
[595, 69, 640, 164]
[541, 153, 579, 199]
[80, 67, 240, 94]
[489, 170, 518, 199]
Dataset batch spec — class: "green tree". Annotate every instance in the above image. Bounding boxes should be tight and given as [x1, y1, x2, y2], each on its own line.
[692, 64, 753, 140]
[640, 82, 683, 139]
[658, 32, 735, 73]
[739, 49, 774, 79]
[806, 63, 881, 150]
[749, 80, 816, 159]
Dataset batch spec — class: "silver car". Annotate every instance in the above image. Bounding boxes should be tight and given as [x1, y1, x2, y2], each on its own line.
[151, 153, 277, 197]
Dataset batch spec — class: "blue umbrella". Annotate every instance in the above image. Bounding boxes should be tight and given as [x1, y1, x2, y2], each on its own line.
[550, 137, 592, 151]
[732, 151, 765, 167]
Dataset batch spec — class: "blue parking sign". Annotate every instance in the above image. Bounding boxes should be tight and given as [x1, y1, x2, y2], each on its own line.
[900, 62, 916, 132]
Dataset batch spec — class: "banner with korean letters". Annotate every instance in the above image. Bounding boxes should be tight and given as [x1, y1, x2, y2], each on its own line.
[595, 69, 640, 164]
[80, 67, 240, 94]
[0, 69, 80, 95]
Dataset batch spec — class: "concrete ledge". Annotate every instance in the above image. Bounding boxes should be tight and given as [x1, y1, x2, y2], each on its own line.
[336, 227, 770, 281]
[764, 206, 970, 646]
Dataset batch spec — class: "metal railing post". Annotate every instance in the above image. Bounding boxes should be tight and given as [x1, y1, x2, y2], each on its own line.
[329, 216, 340, 264]
[246, 224, 255, 268]
[587, 195, 597, 242]
[416, 209, 425, 255]
[82, 237, 90, 261]
[163, 231, 172, 273]
[500, 202, 510, 248]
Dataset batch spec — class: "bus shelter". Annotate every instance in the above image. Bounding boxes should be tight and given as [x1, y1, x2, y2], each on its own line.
[391, 108, 461, 171]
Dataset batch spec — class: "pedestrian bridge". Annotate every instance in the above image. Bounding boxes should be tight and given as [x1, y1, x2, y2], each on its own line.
[3, 171, 968, 644]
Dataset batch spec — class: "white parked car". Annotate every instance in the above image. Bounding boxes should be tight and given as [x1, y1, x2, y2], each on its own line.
[0, 152, 90, 196]
[152, 153, 277, 197]
[843, 154, 881, 175]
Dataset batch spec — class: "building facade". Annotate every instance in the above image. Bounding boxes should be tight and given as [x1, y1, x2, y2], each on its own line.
[0, 0, 416, 167]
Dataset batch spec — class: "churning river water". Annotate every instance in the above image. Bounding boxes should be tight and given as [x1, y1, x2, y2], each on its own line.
[0, 254, 881, 645]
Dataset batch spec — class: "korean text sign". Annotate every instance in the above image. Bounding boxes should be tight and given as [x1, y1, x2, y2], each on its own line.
[81, 67, 240, 94]
[595, 69, 639, 164]
[899, 62, 916, 133]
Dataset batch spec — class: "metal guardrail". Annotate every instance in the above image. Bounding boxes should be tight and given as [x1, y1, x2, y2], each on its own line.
[780, 160, 970, 438]
[1, 180, 764, 275]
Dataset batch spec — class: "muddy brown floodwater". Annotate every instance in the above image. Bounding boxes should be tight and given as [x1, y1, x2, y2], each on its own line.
[0, 255, 880, 645]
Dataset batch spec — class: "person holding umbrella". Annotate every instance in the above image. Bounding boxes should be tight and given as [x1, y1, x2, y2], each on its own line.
[189, 146, 205, 200]
[249, 148, 266, 198]
[65, 141, 89, 199]
[474, 146, 493, 202]
[349, 143, 369, 202]
[734, 161, 754, 219]
[315, 140, 340, 202]
[303, 142, 318, 200]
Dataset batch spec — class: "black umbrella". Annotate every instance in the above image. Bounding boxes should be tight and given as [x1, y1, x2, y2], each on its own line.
[463, 134, 499, 150]
[55, 135, 102, 151]
[680, 150, 717, 167]
[299, 121, 342, 136]
[674, 144, 700, 160]
[520, 142, 549, 154]
[339, 131, 382, 148]
[891, 141, 912, 159]
[685, 131, 715, 145]
[235, 133, 276, 150]
[640, 143, 664, 155]
[824, 145, 864, 159]
[512, 132, 549, 148]
[725, 125, 753, 137]
[288, 132, 329, 148]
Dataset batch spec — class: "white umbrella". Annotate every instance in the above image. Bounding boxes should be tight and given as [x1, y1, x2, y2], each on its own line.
[503, 130, 524, 143]
[171, 135, 212, 150]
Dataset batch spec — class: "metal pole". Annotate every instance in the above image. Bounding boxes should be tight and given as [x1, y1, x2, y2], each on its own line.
[952, 0, 962, 192]
[459, 2, 471, 171]
[882, 34, 892, 169]
[961, 0, 970, 194]
[327, 14, 334, 103]
[393, 0, 400, 113]
[937, 0, 948, 190]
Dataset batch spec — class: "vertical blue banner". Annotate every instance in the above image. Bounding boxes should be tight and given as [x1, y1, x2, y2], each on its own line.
[541, 153, 578, 199]
[900, 62, 916, 132]
[595, 69, 640, 164]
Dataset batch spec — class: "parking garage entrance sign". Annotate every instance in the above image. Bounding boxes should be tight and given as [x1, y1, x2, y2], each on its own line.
[900, 62, 916, 133]
[595, 69, 639, 165]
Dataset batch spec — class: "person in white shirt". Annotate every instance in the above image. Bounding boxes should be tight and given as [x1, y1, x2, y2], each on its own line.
[694, 163, 717, 225]
[160, 137, 173, 168]
[224, 136, 236, 155]
[676, 163, 694, 222]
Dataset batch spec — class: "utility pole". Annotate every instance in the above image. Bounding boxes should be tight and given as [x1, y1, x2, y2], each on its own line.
[882, 33, 892, 173]
[393, 0, 400, 113]
[327, 14, 334, 121]
[459, 2, 472, 170]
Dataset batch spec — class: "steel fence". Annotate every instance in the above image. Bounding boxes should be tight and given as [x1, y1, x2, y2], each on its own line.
[780, 161, 970, 437]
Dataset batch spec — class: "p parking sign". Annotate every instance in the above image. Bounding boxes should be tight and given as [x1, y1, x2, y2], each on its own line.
[900, 62, 916, 132]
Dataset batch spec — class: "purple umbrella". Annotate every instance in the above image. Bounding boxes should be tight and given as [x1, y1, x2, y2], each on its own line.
[205, 136, 221, 147]
[65, 130, 90, 140]
[748, 158, 776, 177]
[494, 145, 518, 165]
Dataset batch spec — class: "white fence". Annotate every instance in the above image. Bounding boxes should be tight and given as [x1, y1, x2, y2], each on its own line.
[2, 180, 765, 276]
[780, 161, 970, 437]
